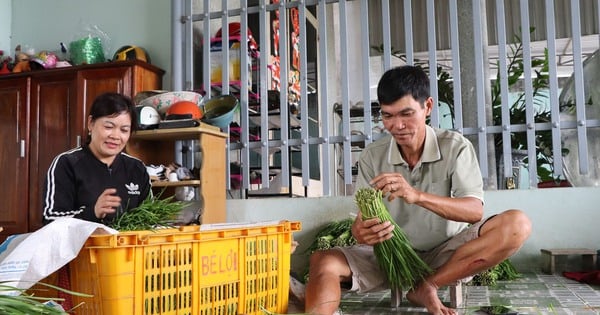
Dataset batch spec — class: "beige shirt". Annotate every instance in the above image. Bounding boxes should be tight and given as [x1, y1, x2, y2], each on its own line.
[355, 126, 484, 251]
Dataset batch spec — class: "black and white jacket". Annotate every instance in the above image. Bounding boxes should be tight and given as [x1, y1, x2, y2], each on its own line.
[42, 146, 151, 224]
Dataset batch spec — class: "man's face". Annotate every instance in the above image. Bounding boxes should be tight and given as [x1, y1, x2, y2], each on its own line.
[380, 95, 433, 149]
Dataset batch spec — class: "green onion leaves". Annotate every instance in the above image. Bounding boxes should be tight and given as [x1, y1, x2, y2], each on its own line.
[355, 187, 432, 291]
[108, 192, 188, 231]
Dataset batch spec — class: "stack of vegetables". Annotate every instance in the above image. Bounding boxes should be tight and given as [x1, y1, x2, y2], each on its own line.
[354, 187, 432, 291]
[470, 259, 521, 286]
[305, 218, 357, 254]
[109, 193, 188, 231]
[302, 218, 357, 282]
[0, 281, 90, 314]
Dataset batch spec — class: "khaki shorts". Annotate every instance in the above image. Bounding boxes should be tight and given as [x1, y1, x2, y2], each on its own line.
[334, 218, 489, 293]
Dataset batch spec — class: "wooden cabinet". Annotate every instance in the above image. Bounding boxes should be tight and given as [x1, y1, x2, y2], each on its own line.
[0, 61, 164, 238]
[126, 125, 228, 224]
[0, 77, 29, 236]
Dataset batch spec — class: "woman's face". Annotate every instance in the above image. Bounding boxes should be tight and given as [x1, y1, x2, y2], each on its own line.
[87, 112, 132, 164]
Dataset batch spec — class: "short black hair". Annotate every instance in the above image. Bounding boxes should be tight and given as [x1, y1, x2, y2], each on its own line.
[89, 92, 137, 129]
[377, 65, 430, 106]
[86, 93, 137, 145]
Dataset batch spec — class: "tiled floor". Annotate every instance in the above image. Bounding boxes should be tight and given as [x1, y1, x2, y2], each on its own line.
[291, 272, 600, 314]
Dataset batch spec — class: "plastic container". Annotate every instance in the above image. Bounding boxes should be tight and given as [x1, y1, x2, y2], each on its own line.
[202, 94, 240, 130]
[69, 221, 301, 315]
[138, 91, 203, 115]
[209, 36, 253, 90]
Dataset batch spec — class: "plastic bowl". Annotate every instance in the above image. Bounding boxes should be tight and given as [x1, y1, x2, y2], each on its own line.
[202, 95, 239, 130]
[138, 91, 203, 115]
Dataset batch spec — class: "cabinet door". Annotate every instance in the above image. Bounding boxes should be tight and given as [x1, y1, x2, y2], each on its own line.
[28, 72, 79, 231]
[0, 77, 29, 238]
[77, 66, 132, 114]
[77, 63, 164, 103]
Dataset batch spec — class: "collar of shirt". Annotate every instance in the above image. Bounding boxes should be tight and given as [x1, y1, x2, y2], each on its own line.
[387, 125, 442, 166]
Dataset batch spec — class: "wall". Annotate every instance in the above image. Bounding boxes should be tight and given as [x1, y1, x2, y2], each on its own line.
[0, 0, 10, 54]
[9, 0, 172, 89]
[227, 186, 600, 276]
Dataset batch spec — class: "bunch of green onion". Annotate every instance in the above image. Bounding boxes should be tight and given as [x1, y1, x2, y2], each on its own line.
[0, 281, 90, 314]
[306, 218, 357, 254]
[471, 259, 521, 286]
[355, 187, 432, 290]
[109, 193, 187, 231]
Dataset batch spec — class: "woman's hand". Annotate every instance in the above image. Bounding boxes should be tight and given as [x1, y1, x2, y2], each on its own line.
[94, 188, 122, 219]
[351, 213, 394, 245]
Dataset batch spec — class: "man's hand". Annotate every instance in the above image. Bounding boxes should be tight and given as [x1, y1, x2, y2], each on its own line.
[94, 188, 122, 219]
[351, 213, 394, 245]
[370, 172, 484, 223]
[370, 172, 420, 203]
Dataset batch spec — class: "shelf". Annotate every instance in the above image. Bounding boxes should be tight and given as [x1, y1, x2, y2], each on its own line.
[250, 166, 303, 177]
[334, 102, 381, 118]
[126, 124, 228, 224]
[249, 111, 301, 129]
[151, 180, 202, 188]
[206, 81, 260, 103]
[132, 124, 227, 140]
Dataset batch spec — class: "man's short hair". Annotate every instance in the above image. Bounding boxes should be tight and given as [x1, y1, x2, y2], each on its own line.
[377, 65, 430, 106]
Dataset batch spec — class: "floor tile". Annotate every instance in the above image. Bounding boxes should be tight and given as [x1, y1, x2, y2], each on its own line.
[289, 272, 600, 314]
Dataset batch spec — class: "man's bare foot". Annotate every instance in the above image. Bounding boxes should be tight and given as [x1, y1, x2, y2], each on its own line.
[406, 281, 457, 315]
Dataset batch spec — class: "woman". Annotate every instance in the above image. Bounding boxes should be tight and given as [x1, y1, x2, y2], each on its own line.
[42, 92, 151, 224]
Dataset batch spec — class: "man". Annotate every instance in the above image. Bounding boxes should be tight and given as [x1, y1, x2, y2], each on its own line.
[305, 65, 531, 315]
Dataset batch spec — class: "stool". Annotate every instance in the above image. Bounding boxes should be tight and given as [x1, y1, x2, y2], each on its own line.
[390, 281, 462, 308]
[540, 248, 597, 274]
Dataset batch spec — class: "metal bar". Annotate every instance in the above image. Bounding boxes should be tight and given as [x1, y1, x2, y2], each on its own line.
[544, 0, 563, 180]
[360, 0, 373, 146]
[403, 0, 414, 65]
[187, 0, 600, 195]
[318, 0, 331, 196]
[190, 0, 333, 21]
[472, 0, 488, 178]
[240, 0, 251, 190]
[195, 1, 210, 189]
[202, 0, 211, 99]
[339, 0, 352, 186]
[496, 0, 513, 186]
[279, 0, 290, 189]
[381, 0, 391, 70]
[184, 0, 194, 90]
[298, 1, 310, 188]
[570, 0, 589, 175]
[220, 0, 230, 95]
[172, 0, 183, 90]
[184, 0, 195, 171]
[520, 0, 539, 187]
[259, 0, 271, 188]
[426, 0, 439, 127]
[238, 117, 600, 144]
[219, 0, 232, 191]
[449, 0, 462, 132]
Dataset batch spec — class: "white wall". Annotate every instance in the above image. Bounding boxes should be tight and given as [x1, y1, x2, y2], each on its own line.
[9, 0, 172, 89]
[0, 0, 10, 54]
[227, 187, 600, 276]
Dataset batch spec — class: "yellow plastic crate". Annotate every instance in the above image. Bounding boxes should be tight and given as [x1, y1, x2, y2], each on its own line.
[69, 221, 301, 315]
